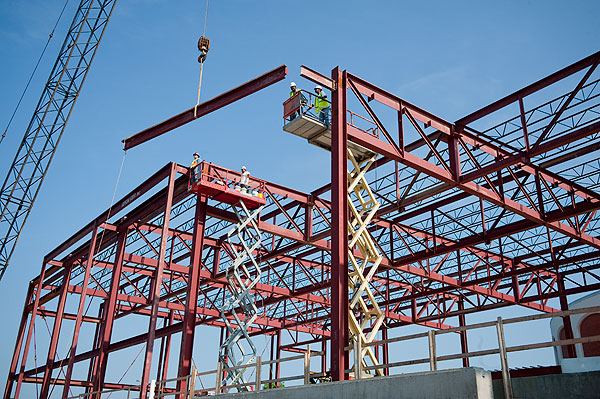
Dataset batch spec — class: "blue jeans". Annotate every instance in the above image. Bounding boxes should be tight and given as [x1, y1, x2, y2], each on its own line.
[319, 107, 330, 127]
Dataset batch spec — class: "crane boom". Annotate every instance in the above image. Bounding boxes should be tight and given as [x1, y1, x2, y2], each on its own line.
[0, 0, 117, 281]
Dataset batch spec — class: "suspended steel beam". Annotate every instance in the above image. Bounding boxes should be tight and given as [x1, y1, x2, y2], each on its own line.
[122, 65, 288, 150]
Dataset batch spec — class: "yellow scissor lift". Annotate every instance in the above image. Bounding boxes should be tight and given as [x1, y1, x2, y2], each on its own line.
[283, 92, 385, 378]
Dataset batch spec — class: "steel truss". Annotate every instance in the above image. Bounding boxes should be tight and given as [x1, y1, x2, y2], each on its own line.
[4, 51, 600, 398]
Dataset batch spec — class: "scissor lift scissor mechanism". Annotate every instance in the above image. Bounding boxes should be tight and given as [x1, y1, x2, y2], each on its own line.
[283, 110, 384, 377]
[217, 201, 264, 391]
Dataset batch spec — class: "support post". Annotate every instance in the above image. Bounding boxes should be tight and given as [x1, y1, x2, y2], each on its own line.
[94, 226, 128, 392]
[149, 379, 156, 399]
[141, 163, 177, 399]
[496, 317, 513, 399]
[189, 367, 197, 399]
[4, 283, 33, 399]
[382, 327, 389, 376]
[275, 330, 281, 386]
[354, 339, 362, 379]
[177, 195, 208, 397]
[255, 356, 262, 391]
[428, 330, 437, 371]
[62, 224, 99, 398]
[304, 345, 311, 385]
[13, 260, 49, 399]
[458, 299, 470, 367]
[215, 362, 222, 394]
[558, 276, 576, 358]
[330, 66, 349, 382]
[40, 262, 73, 399]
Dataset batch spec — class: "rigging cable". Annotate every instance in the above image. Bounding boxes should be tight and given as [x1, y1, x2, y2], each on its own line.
[194, 0, 210, 118]
[1, 0, 71, 145]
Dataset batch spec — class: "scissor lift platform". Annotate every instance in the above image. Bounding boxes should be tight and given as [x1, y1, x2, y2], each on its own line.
[188, 162, 266, 210]
[283, 115, 375, 161]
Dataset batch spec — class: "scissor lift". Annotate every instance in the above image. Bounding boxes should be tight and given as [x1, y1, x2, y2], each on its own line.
[188, 162, 265, 391]
[282, 94, 384, 377]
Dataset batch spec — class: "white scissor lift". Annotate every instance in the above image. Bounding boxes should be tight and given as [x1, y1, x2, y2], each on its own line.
[283, 94, 385, 378]
[188, 163, 266, 392]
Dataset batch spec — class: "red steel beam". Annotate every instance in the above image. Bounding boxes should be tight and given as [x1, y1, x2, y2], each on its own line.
[456, 51, 600, 127]
[122, 65, 288, 150]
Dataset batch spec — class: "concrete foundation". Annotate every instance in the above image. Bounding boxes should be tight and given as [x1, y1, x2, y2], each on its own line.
[492, 370, 600, 399]
[218, 368, 493, 399]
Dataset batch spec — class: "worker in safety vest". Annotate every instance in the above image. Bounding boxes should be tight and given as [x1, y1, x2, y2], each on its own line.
[289, 82, 307, 120]
[313, 85, 330, 127]
[190, 152, 202, 184]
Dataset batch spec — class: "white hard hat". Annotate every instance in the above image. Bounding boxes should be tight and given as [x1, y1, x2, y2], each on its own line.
[242, 165, 247, 169]
[315, 85, 322, 91]
[290, 82, 296, 87]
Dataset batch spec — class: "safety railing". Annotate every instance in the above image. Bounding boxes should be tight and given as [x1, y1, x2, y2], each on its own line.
[71, 306, 600, 399]
[66, 386, 139, 399]
[346, 305, 600, 399]
[283, 89, 316, 121]
[149, 346, 324, 397]
[189, 161, 267, 198]
[283, 89, 380, 138]
[347, 110, 379, 138]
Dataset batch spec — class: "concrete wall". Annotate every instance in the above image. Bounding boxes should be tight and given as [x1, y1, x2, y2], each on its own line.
[218, 368, 493, 399]
[492, 370, 600, 399]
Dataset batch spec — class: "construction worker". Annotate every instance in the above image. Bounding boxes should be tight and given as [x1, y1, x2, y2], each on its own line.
[289, 82, 307, 120]
[240, 166, 250, 190]
[190, 152, 202, 184]
[314, 85, 330, 127]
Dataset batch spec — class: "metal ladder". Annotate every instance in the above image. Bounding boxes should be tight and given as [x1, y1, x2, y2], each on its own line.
[347, 149, 385, 377]
[218, 200, 264, 391]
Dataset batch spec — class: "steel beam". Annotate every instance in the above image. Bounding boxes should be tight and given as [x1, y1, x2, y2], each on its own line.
[122, 65, 288, 150]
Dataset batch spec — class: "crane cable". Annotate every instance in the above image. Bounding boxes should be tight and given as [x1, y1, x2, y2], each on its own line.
[1, 0, 71, 145]
[194, 0, 210, 118]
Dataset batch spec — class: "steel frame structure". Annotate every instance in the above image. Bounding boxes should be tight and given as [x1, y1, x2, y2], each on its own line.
[4, 51, 600, 398]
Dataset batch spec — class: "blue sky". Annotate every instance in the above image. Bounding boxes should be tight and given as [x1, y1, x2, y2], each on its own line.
[1, 0, 599, 395]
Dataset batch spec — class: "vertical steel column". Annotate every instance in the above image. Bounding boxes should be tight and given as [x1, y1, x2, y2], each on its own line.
[558, 276, 576, 358]
[13, 259, 49, 399]
[321, 339, 327, 376]
[381, 327, 389, 376]
[269, 334, 275, 381]
[159, 310, 174, 382]
[62, 224, 99, 398]
[86, 304, 103, 395]
[176, 195, 207, 397]
[330, 66, 349, 381]
[275, 330, 281, 386]
[93, 226, 128, 392]
[140, 164, 177, 399]
[40, 262, 73, 399]
[458, 299, 470, 367]
[3, 283, 33, 399]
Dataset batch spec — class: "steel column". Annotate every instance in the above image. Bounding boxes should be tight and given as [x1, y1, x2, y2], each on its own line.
[62, 224, 99, 398]
[40, 262, 73, 399]
[13, 260, 49, 399]
[3, 283, 33, 399]
[93, 227, 128, 392]
[140, 163, 177, 399]
[330, 66, 349, 381]
[176, 195, 207, 396]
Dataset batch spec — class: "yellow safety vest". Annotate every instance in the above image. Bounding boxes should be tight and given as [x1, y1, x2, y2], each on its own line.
[191, 159, 200, 169]
[314, 92, 329, 113]
[290, 89, 299, 98]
